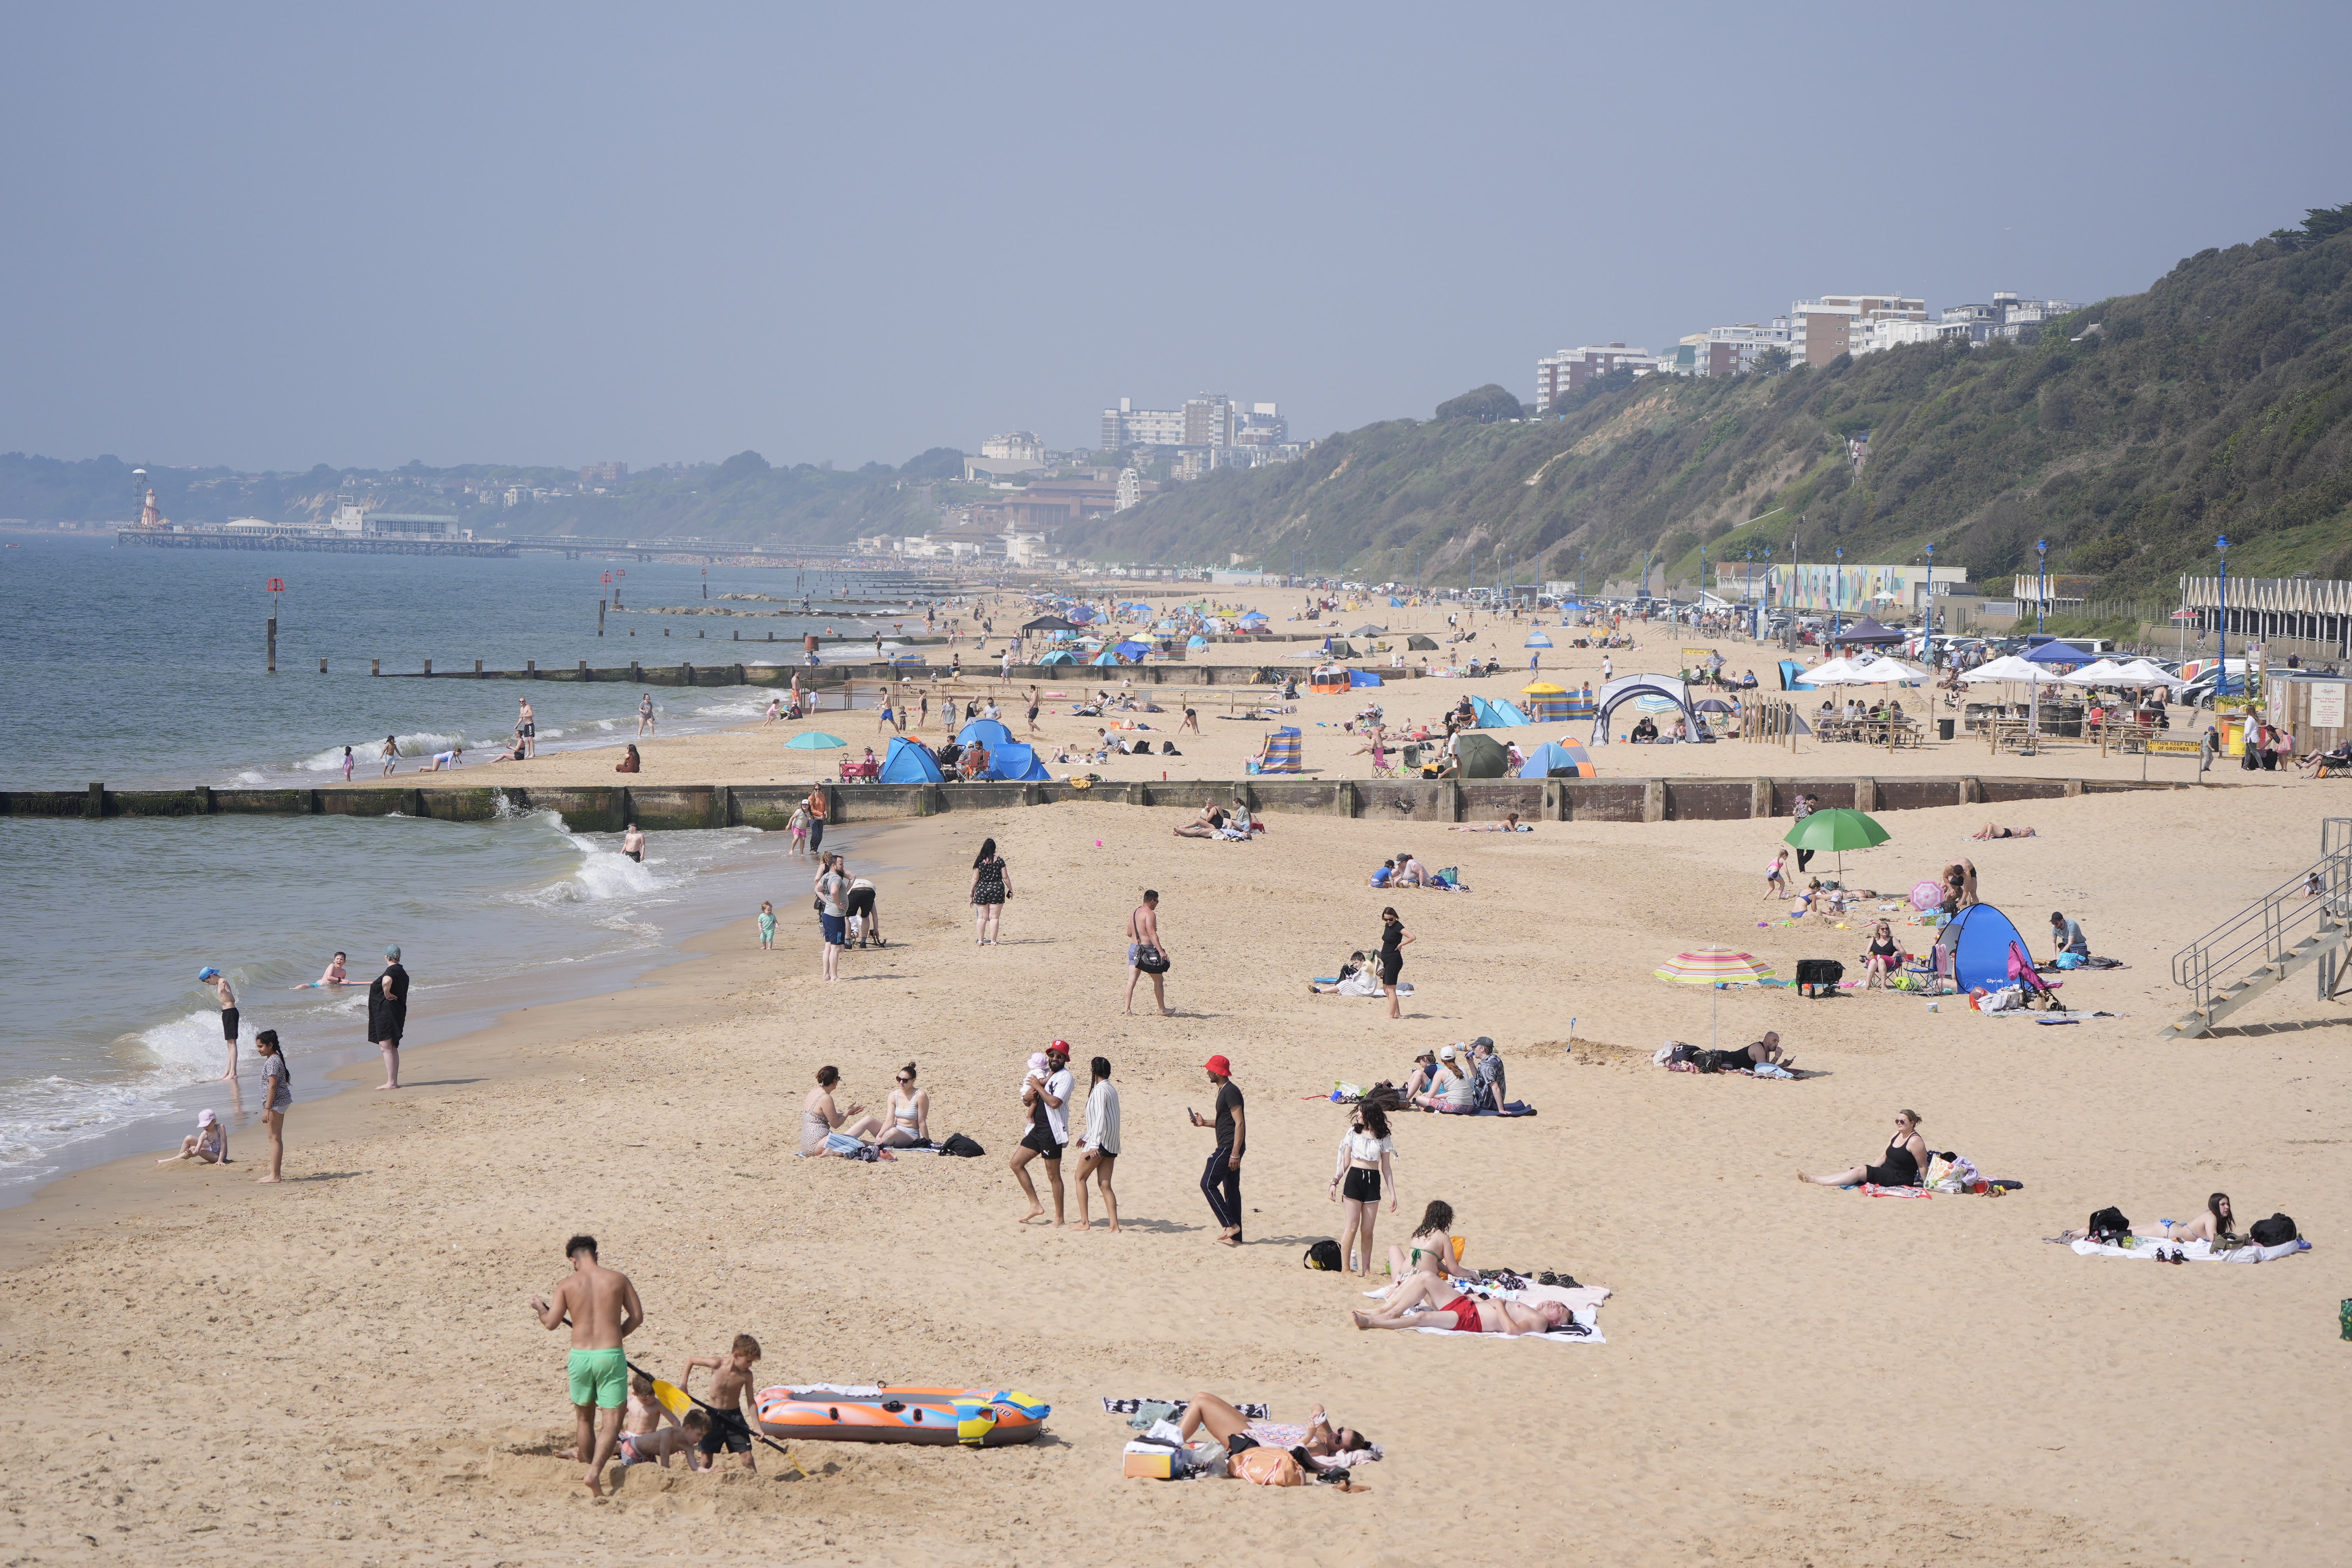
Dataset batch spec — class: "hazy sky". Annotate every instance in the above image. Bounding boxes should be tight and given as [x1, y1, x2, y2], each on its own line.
[5, 2, 2348, 472]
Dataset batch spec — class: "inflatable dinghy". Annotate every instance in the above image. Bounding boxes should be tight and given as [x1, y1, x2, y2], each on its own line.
[754, 1384, 1049, 1446]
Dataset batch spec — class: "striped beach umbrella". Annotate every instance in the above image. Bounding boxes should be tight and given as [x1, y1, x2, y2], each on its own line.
[1654, 946, 1775, 1051]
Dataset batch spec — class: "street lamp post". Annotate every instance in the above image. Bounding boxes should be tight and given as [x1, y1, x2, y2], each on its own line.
[2035, 538, 2049, 639]
[1922, 543, 1935, 670]
[2217, 534, 2230, 696]
[1762, 544, 1774, 644]
[1833, 544, 1844, 644]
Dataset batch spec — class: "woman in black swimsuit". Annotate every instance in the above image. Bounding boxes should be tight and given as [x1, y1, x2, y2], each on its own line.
[1799, 1109, 1927, 1188]
[1376, 906, 1414, 1023]
[1862, 921, 1901, 988]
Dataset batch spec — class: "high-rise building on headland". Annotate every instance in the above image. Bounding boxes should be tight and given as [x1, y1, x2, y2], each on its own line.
[1183, 393, 1235, 449]
[580, 462, 628, 486]
[1790, 295, 1926, 367]
[1100, 397, 1188, 450]
[1233, 403, 1287, 445]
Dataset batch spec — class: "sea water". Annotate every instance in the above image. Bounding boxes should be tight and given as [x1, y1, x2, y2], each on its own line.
[0, 535, 929, 1202]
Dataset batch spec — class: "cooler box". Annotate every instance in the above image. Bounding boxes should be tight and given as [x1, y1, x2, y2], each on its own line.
[1123, 1442, 1189, 1479]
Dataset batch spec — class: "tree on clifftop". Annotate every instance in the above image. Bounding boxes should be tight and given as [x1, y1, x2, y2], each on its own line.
[714, 450, 771, 483]
[1435, 383, 1526, 423]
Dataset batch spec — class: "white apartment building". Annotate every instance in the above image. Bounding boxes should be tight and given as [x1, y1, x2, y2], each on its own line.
[1533, 343, 1660, 413]
[1939, 292, 2074, 345]
[1114, 468, 1142, 511]
[1233, 402, 1288, 445]
[1100, 397, 1189, 450]
[1694, 318, 1797, 376]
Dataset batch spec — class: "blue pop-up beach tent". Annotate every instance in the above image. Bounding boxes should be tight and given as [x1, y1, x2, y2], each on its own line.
[1040, 650, 1076, 664]
[1091, 649, 1122, 666]
[1945, 903, 2032, 993]
[978, 742, 1051, 782]
[1114, 640, 1149, 659]
[1518, 741, 1596, 778]
[1469, 695, 1528, 727]
[878, 736, 944, 783]
[956, 718, 1014, 748]
[1777, 659, 1818, 691]
[1349, 670, 1383, 687]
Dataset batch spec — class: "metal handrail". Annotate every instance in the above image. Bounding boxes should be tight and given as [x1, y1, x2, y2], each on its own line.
[2171, 847, 2352, 1009]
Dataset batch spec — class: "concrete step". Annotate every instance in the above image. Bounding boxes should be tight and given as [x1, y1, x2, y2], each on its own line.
[2162, 920, 2350, 1040]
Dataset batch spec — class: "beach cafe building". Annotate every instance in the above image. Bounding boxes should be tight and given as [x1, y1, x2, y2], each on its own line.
[2180, 574, 2352, 661]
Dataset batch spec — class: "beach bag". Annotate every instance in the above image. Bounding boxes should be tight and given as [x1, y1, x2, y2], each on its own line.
[940, 1133, 985, 1158]
[2088, 1206, 2132, 1243]
[2250, 1213, 2299, 1247]
[1698, 1049, 1749, 1074]
[1796, 957, 1842, 998]
[1229, 1445, 1305, 1486]
[1303, 1239, 1343, 1271]
[1133, 943, 1171, 974]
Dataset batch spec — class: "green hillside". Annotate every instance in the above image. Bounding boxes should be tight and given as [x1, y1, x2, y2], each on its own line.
[1061, 204, 2352, 598]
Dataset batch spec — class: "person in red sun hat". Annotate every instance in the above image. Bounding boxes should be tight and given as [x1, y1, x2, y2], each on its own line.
[1188, 1055, 1245, 1245]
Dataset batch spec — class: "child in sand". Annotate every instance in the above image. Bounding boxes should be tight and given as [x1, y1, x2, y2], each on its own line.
[621, 1409, 705, 1468]
[679, 1336, 762, 1471]
[157, 1109, 230, 1165]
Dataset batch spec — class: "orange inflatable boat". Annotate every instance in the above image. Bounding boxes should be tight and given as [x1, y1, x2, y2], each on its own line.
[754, 1384, 1050, 1446]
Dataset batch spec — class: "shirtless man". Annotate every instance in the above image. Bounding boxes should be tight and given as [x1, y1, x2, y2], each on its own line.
[621, 823, 647, 864]
[1124, 891, 1170, 1016]
[679, 1334, 763, 1472]
[517, 697, 536, 759]
[530, 1234, 646, 1497]
[1350, 1274, 1571, 1335]
[198, 967, 239, 1080]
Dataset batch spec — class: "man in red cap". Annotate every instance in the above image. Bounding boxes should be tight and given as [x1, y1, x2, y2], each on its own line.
[1188, 1055, 1245, 1245]
[1011, 1040, 1073, 1225]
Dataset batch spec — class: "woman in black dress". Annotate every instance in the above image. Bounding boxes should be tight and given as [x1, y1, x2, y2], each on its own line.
[1376, 906, 1414, 1022]
[968, 837, 1011, 947]
[1799, 1109, 1927, 1188]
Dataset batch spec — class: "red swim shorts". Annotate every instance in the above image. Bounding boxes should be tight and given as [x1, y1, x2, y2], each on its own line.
[1445, 1296, 1484, 1333]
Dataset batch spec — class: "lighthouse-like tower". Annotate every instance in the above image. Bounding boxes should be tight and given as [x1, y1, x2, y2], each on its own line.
[134, 467, 167, 528]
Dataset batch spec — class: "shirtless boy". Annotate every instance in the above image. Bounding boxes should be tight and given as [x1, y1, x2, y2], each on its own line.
[198, 967, 239, 1081]
[680, 1334, 763, 1471]
[621, 1408, 707, 1468]
[529, 1234, 646, 1497]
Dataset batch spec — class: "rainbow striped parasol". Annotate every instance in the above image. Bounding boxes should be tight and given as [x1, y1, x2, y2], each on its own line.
[1653, 947, 1775, 985]
[1654, 946, 1775, 1050]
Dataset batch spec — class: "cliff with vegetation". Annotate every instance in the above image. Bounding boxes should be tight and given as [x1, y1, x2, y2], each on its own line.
[1060, 204, 2352, 599]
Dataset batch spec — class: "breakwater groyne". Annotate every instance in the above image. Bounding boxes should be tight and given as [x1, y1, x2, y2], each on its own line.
[357, 658, 1309, 687]
[6, 775, 2192, 833]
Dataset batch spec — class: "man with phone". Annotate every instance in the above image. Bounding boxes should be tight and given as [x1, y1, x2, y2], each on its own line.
[1188, 1055, 1245, 1246]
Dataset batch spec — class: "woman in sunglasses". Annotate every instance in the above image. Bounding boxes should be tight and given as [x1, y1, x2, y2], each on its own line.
[877, 1062, 930, 1148]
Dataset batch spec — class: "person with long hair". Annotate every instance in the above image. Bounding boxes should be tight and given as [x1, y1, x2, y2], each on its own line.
[253, 1029, 291, 1183]
[1073, 1055, 1121, 1233]
[1376, 906, 1413, 1021]
[1328, 1101, 1397, 1276]
[877, 1062, 929, 1148]
[1383, 1199, 1469, 1290]
[969, 837, 1009, 946]
[1862, 920, 1901, 988]
[814, 853, 848, 982]
[2145, 1193, 2238, 1246]
[1799, 1109, 1927, 1188]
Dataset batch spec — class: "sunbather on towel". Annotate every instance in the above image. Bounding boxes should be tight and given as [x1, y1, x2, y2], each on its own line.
[1351, 1273, 1570, 1335]
[2062, 1193, 2237, 1245]
[1970, 823, 2036, 839]
[1175, 1393, 1371, 1480]
[1798, 1108, 1926, 1188]
[1723, 1031, 1795, 1072]
[1310, 953, 1382, 997]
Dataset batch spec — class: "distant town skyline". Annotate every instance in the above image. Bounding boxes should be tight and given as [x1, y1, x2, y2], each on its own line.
[4, 3, 2348, 472]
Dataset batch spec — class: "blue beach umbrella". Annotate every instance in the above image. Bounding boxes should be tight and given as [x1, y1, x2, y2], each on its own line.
[784, 731, 847, 750]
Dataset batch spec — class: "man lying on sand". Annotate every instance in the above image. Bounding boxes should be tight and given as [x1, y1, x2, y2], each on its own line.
[1351, 1274, 1571, 1335]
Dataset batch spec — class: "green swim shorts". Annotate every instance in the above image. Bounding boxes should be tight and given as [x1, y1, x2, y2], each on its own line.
[567, 1347, 629, 1410]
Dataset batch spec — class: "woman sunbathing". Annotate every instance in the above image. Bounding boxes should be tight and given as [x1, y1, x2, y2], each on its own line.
[2062, 1192, 2238, 1246]
[1310, 953, 1382, 997]
[1382, 1199, 1470, 1289]
[1970, 823, 2036, 839]
[1798, 1108, 1926, 1188]
[1351, 1273, 1571, 1335]
[1174, 1393, 1371, 1480]
[1862, 921, 1901, 988]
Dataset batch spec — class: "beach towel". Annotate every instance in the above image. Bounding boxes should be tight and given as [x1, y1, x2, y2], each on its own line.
[1244, 1423, 1383, 1466]
[1103, 1396, 1270, 1421]
[1855, 1183, 1932, 1198]
[1361, 1284, 1608, 1343]
[2066, 1236, 2309, 1264]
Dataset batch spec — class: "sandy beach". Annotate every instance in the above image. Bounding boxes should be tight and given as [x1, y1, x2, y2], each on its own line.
[4, 741, 2346, 1565]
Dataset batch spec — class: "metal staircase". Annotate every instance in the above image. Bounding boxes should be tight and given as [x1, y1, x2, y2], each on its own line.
[2162, 818, 2352, 1039]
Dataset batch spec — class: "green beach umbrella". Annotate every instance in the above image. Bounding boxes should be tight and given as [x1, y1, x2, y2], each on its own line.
[1782, 807, 1889, 879]
[784, 731, 847, 750]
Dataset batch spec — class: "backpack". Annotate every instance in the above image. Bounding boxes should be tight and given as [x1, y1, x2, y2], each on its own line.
[2087, 1206, 2131, 1242]
[940, 1132, 985, 1158]
[2249, 1213, 2299, 1247]
[1303, 1239, 1343, 1271]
